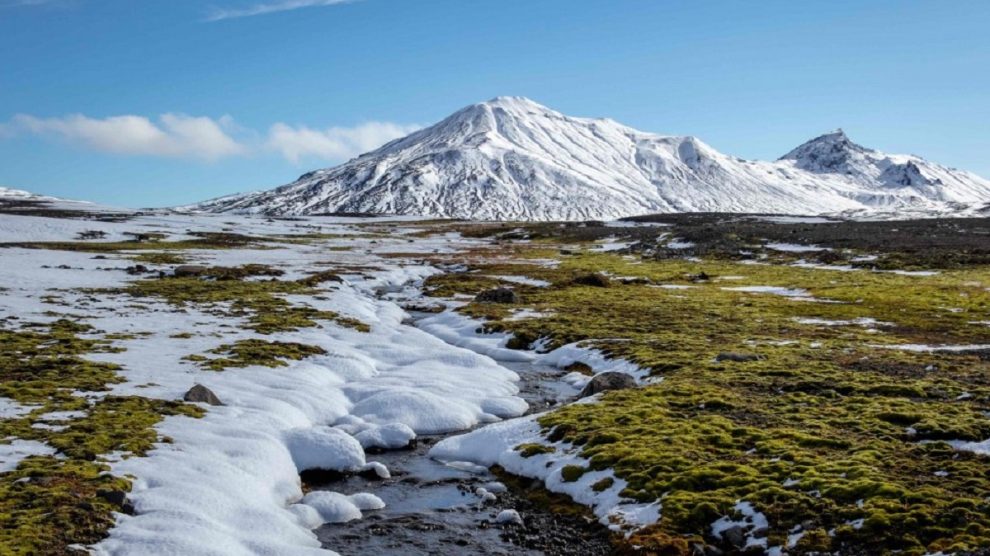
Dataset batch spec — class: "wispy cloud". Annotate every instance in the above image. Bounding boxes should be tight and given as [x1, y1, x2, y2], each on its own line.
[205, 0, 358, 22]
[3, 112, 418, 164]
[1, 0, 62, 7]
[8, 113, 247, 160]
[266, 121, 420, 164]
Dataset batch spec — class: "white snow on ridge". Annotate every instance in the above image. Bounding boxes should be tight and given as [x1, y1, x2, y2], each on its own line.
[187, 97, 990, 221]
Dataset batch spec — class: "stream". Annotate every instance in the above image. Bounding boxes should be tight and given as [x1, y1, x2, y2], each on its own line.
[310, 310, 615, 555]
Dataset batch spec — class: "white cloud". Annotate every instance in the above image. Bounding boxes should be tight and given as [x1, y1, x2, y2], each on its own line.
[2, 111, 418, 164]
[9, 113, 246, 160]
[205, 0, 358, 22]
[266, 121, 420, 163]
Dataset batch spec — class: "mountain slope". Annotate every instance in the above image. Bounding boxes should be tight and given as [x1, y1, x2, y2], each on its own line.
[190, 97, 990, 220]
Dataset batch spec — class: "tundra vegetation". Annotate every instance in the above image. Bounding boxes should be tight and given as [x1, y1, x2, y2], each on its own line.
[0, 236, 366, 555]
[421, 216, 990, 555]
[2, 214, 989, 555]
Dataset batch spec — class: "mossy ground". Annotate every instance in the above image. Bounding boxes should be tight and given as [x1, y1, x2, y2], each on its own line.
[426, 236, 990, 555]
[0, 320, 203, 555]
[193, 339, 328, 371]
[104, 267, 368, 334]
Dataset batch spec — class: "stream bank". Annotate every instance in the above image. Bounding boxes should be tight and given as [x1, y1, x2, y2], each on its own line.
[310, 310, 616, 555]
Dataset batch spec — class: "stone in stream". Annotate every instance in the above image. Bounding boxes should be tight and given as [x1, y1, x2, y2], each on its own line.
[495, 509, 524, 526]
[578, 372, 636, 398]
[183, 384, 224, 406]
[474, 287, 520, 304]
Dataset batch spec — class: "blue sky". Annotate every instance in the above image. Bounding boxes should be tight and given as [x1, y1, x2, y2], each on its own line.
[1, 0, 987, 208]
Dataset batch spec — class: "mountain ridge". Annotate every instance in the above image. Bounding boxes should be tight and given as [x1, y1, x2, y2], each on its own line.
[187, 97, 990, 220]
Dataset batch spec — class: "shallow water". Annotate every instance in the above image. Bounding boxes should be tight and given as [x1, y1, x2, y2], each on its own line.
[313, 314, 611, 555]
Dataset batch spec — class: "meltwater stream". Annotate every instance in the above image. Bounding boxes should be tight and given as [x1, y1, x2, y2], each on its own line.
[310, 312, 614, 555]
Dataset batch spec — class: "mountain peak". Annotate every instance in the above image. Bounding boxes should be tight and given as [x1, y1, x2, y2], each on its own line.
[479, 96, 547, 109]
[190, 99, 990, 220]
[778, 128, 872, 174]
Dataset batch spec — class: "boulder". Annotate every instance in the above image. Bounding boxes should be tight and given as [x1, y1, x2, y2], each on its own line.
[474, 287, 520, 304]
[183, 384, 224, 406]
[578, 371, 637, 398]
[174, 265, 207, 277]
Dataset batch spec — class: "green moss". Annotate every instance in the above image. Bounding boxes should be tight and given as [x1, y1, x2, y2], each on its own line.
[46, 396, 203, 460]
[195, 339, 328, 371]
[429, 248, 990, 554]
[560, 464, 587, 483]
[0, 457, 132, 556]
[591, 477, 615, 492]
[0, 319, 205, 554]
[517, 443, 556, 458]
[0, 319, 124, 404]
[103, 272, 368, 334]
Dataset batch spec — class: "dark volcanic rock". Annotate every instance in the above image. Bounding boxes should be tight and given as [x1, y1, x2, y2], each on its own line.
[183, 384, 224, 406]
[578, 372, 636, 398]
[174, 265, 207, 277]
[721, 525, 747, 549]
[474, 287, 520, 304]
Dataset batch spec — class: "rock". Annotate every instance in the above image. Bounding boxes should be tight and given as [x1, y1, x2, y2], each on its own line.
[578, 372, 636, 398]
[715, 352, 765, 363]
[688, 272, 710, 283]
[564, 361, 593, 375]
[183, 384, 224, 406]
[401, 302, 446, 313]
[572, 273, 611, 287]
[495, 509, 524, 526]
[721, 525, 747, 549]
[474, 287, 520, 304]
[174, 265, 207, 277]
[125, 264, 148, 275]
[96, 489, 134, 513]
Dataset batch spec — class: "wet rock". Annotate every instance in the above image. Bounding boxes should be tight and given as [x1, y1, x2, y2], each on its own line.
[495, 509, 524, 526]
[715, 352, 765, 363]
[174, 265, 207, 277]
[572, 273, 611, 287]
[125, 264, 148, 275]
[578, 372, 636, 398]
[183, 384, 224, 406]
[474, 287, 520, 304]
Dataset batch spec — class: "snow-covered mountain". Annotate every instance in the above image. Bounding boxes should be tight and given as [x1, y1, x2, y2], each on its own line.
[0, 186, 50, 200]
[190, 97, 990, 220]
